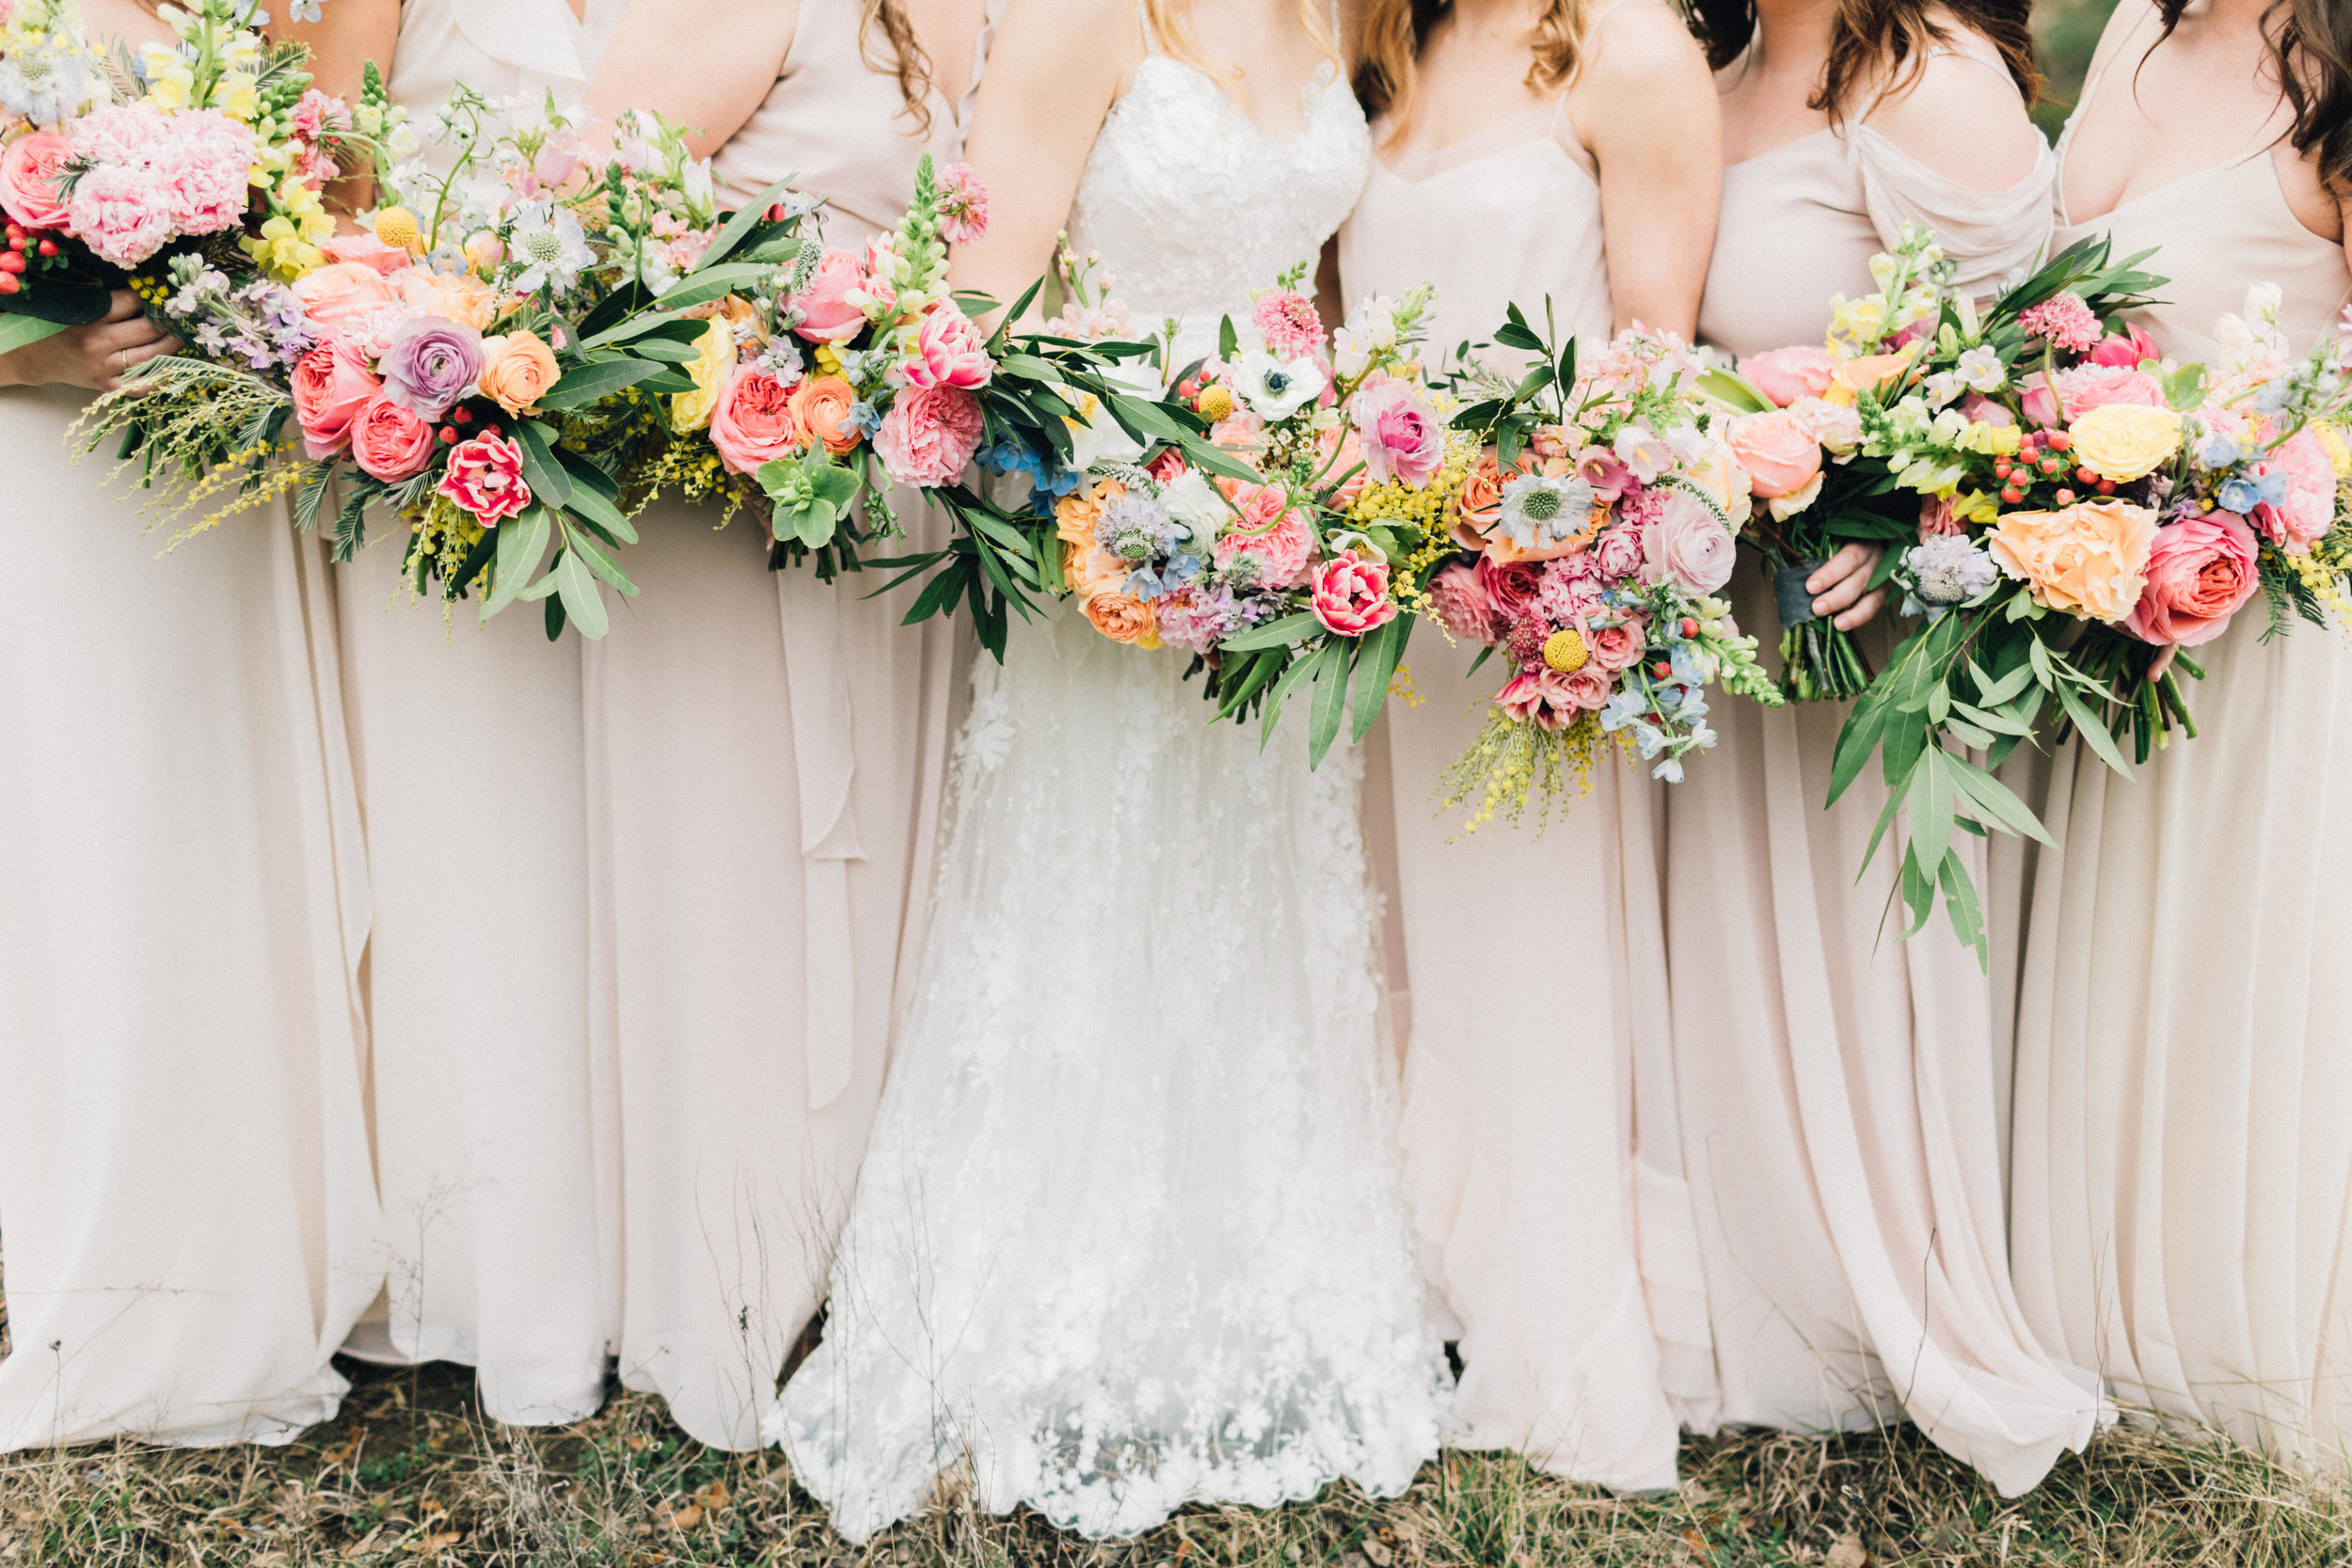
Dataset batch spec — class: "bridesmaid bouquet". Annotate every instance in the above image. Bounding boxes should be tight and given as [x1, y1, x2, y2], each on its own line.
[0, 0, 392, 350]
[1426, 309, 1779, 829]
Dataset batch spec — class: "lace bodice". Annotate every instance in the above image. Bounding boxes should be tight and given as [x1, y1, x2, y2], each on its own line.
[1066, 15, 1368, 357]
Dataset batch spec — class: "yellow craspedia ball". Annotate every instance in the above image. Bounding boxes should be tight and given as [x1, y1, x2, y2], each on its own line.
[1195, 384, 1234, 422]
[373, 206, 421, 252]
[1543, 627, 1589, 673]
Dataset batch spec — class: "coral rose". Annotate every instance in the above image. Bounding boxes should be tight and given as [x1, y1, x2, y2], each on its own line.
[1081, 588, 1157, 644]
[1475, 553, 1544, 623]
[787, 373, 861, 455]
[1309, 549, 1399, 637]
[2124, 510, 2259, 647]
[0, 131, 72, 232]
[2069, 402, 2184, 483]
[1831, 351, 1915, 400]
[1452, 449, 1529, 548]
[1738, 345, 1836, 407]
[874, 385, 985, 487]
[349, 392, 437, 482]
[1985, 498, 2159, 622]
[291, 339, 382, 459]
[708, 368, 805, 475]
[1724, 409, 1824, 499]
[477, 329, 561, 416]
[792, 247, 869, 343]
[294, 261, 401, 334]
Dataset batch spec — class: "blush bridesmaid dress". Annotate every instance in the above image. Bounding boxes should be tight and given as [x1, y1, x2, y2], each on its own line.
[1336, 0, 1686, 1491]
[1665, 38, 2106, 1495]
[2009, 26, 2352, 1469]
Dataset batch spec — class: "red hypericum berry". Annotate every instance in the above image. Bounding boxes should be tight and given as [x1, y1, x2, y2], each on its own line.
[2096, 480, 2116, 495]
[2075, 466, 2097, 484]
[2056, 488, 2076, 505]
[2017, 438, 2037, 458]
[439, 426, 457, 445]
[1652, 660, 1673, 680]
[0, 253, 25, 275]
[36, 239, 55, 258]
[450, 406, 470, 423]
[2046, 431, 2072, 452]
[1680, 616, 1698, 639]
[0, 274, 19, 295]
[2000, 485, 2025, 504]
[1993, 461, 2011, 480]
[2039, 456, 2061, 475]
[6, 237, 22, 253]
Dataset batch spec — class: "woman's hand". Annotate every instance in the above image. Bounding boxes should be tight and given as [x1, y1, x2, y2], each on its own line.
[0, 292, 181, 392]
[1806, 542, 1887, 631]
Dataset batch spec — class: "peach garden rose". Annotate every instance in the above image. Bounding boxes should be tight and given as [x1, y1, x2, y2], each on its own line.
[1985, 498, 2159, 622]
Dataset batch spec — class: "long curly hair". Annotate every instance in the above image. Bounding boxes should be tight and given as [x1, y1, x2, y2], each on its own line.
[1687, 0, 2040, 120]
[860, 0, 943, 133]
[1353, 0, 1597, 138]
[2152, 0, 2352, 195]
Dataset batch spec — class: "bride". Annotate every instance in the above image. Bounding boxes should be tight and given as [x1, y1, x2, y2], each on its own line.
[771, 0, 1449, 1540]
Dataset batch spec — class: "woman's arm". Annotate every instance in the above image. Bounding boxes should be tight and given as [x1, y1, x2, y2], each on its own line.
[583, 0, 803, 160]
[1572, 1, 1719, 339]
[0, 291, 178, 392]
[269, 0, 401, 214]
[947, 0, 1136, 317]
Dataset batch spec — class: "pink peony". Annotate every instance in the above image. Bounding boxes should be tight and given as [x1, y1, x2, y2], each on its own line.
[1724, 408, 1823, 499]
[708, 367, 807, 475]
[1586, 617, 1648, 671]
[1423, 561, 1498, 641]
[63, 164, 172, 268]
[874, 385, 985, 487]
[1310, 549, 1398, 636]
[1211, 479, 1316, 588]
[1738, 345, 1836, 407]
[2090, 324, 2160, 370]
[2124, 510, 2259, 646]
[0, 130, 72, 231]
[1251, 288, 1324, 361]
[2253, 429, 2336, 550]
[2053, 363, 2168, 420]
[1350, 375, 1443, 488]
[1640, 489, 1737, 594]
[792, 247, 870, 343]
[934, 162, 989, 245]
[349, 393, 437, 482]
[290, 340, 382, 460]
[436, 433, 532, 526]
[900, 301, 992, 390]
[1534, 556, 1607, 626]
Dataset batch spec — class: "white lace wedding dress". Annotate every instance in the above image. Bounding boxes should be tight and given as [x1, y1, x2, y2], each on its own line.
[769, 7, 1449, 1543]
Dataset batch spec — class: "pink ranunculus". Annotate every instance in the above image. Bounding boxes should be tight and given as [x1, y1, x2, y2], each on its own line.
[1310, 549, 1398, 637]
[2090, 323, 2160, 369]
[1586, 617, 1648, 672]
[1423, 561, 1498, 641]
[294, 261, 403, 335]
[1737, 345, 1836, 407]
[1640, 488, 1737, 594]
[63, 165, 172, 268]
[792, 247, 870, 343]
[1350, 375, 1443, 488]
[900, 301, 992, 391]
[321, 230, 414, 276]
[1211, 479, 1316, 589]
[1724, 408, 1823, 499]
[1497, 669, 1577, 731]
[2124, 510, 2259, 646]
[875, 385, 986, 487]
[708, 367, 807, 475]
[290, 340, 383, 460]
[0, 130, 72, 231]
[2254, 429, 2336, 549]
[2054, 363, 2167, 420]
[349, 393, 437, 482]
[1475, 553, 1545, 623]
[1591, 523, 1644, 581]
[436, 433, 532, 526]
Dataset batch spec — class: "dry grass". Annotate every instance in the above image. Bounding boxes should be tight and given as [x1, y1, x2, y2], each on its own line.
[2, 1354, 2348, 1568]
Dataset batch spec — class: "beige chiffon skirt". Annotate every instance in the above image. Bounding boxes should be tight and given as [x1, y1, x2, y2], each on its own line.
[582, 491, 961, 1449]
[2010, 614, 2352, 1468]
[1658, 553, 2106, 1495]
[0, 386, 381, 1449]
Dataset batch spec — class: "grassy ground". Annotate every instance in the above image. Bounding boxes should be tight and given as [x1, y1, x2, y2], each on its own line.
[2, 1353, 2349, 1567]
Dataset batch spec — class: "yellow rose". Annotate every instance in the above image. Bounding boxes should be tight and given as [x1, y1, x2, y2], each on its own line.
[479, 329, 562, 416]
[2068, 402, 2183, 483]
[1824, 349, 1915, 406]
[669, 317, 736, 434]
[1986, 499, 2159, 623]
[1686, 438, 1751, 514]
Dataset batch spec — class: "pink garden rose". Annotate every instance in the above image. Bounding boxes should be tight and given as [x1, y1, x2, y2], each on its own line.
[1211, 479, 1316, 588]
[2055, 363, 2167, 420]
[1497, 669, 1581, 731]
[1475, 552, 1545, 623]
[1789, 396, 1862, 453]
[1738, 345, 1836, 407]
[2253, 429, 2336, 550]
[900, 301, 992, 391]
[1557, 662, 1615, 710]
[1585, 616, 1649, 672]
[1423, 561, 1498, 641]
[1640, 488, 1737, 594]
[0, 131, 72, 232]
[1350, 375, 1443, 488]
[294, 261, 403, 337]
[1724, 408, 1823, 499]
[2124, 510, 2259, 647]
[349, 393, 437, 482]
[436, 433, 532, 526]
[874, 385, 986, 487]
[792, 247, 870, 343]
[1310, 549, 1398, 637]
[708, 368, 807, 475]
[290, 340, 382, 459]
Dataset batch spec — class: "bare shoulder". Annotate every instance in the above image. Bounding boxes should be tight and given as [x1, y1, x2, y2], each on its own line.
[2081, 0, 2163, 80]
[992, 0, 1140, 69]
[1579, 0, 1711, 101]
[1864, 24, 2044, 188]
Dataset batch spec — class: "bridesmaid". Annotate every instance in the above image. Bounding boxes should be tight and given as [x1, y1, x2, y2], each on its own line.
[0, 0, 380, 1448]
[1338, 0, 1716, 1489]
[575, 0, 985, 1447]
[286, 0, 629, 1427]
[1661, 0, 2106, 1494]
[2010, 0, 2352, 1469]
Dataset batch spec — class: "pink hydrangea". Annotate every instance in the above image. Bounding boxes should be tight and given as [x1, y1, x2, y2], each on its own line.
[874, 385, 985, 487]
[934, 162, 989, 245]
[2017, 293, 2104, 356]
[1251, 288, 1323, 361]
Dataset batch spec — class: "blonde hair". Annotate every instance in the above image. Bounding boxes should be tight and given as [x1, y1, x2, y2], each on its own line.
[1353, 0, 1593, 145]
[1143, 0, 1343, 81]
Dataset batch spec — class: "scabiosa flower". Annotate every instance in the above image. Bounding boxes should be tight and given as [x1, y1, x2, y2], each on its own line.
[933, 161, 989, 245]
[1094, 491, 1175, 560]
[1904, 533, 1999, 613]
[1496, 470, 1595, 549]
[505, 199, 593, 295]
[2017, 293, 2104, 356]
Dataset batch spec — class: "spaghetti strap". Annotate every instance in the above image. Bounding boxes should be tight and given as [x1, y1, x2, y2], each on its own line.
[1857, 35, 2022, 120]
[1136, 0, 1160, 55]
[1555, 0, 1631, 103]
[1327, 0, 1343, 51]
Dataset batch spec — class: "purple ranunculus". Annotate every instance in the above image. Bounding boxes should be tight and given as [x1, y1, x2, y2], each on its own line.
[379, 315, 484, 420]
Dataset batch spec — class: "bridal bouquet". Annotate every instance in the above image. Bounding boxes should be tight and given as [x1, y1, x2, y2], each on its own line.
[0, 0, 389, 349]
[1426, 309, 1779, 829]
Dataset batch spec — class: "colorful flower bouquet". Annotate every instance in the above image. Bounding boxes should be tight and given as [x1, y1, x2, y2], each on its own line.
[1425, 306, 1779, 828]
[0, 0, 385, 351]
[1816, 229, 2352, 955]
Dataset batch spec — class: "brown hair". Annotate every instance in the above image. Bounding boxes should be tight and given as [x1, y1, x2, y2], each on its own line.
[1354, 0, 1595, 135]
[1686, 0, 2040, 121]
[860, 0, 940, 133]
[2152, 0, 2352, 195]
